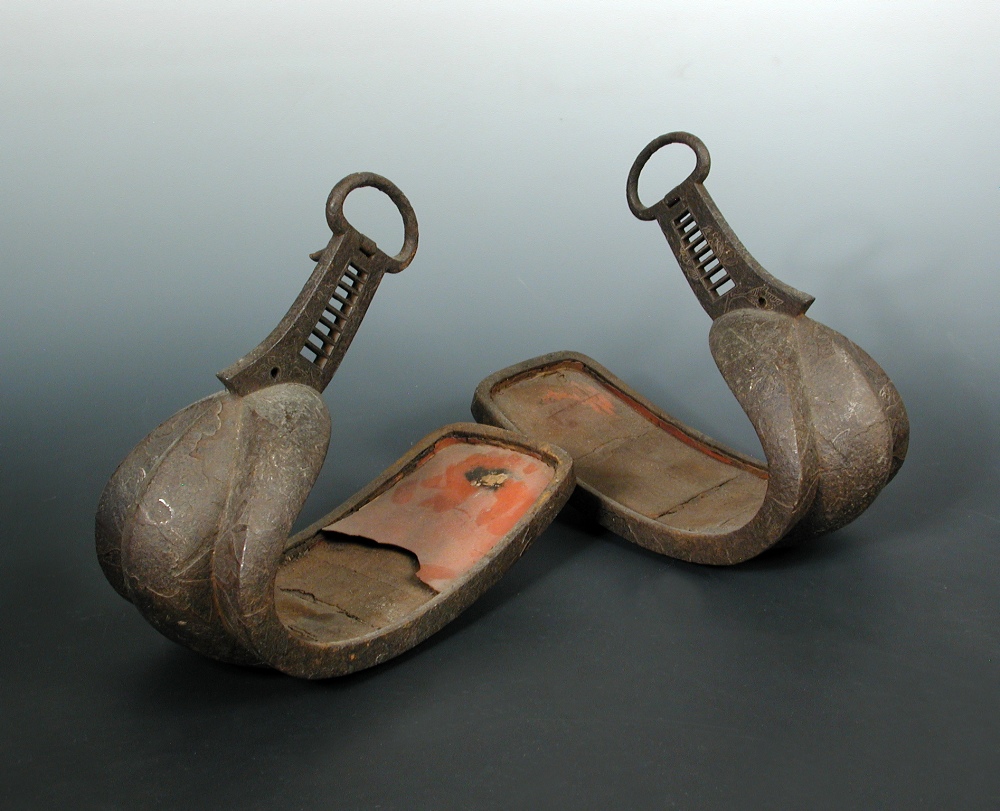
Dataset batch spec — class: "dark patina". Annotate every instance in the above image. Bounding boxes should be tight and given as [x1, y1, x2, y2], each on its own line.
[473, 133, 908, 564]
[97, 173, 574, 677]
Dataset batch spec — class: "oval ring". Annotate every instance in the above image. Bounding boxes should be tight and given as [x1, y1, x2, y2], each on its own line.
[326, 172, 419, 271]
[626, 131, 711, 220]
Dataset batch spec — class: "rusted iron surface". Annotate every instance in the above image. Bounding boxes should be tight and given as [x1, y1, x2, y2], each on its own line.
[473, 133, 908, 565]
[218, 172, 419, 397]
[96, 174, 575, 677]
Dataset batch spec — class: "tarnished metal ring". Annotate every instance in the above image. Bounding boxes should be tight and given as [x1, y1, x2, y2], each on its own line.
[326, 172, 419, 272]
[626, 131, 711, 220]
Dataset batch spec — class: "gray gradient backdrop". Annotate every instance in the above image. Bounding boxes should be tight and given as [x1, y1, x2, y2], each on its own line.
[2, 2, 999, 809]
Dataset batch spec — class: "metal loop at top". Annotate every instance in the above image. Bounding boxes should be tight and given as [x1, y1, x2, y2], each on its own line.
[326, 172, 419, 272]
[626, 131, 712, 220]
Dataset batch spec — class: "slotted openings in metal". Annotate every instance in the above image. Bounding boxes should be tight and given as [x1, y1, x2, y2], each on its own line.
[673, 209, 735, 298]
[300, 263, 367, 367]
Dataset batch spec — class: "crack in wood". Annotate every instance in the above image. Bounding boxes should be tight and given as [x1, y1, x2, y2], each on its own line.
[279, 587, 375, 628]
[655, 474, 740, 519]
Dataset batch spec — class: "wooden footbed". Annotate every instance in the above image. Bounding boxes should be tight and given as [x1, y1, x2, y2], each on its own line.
[490, 362, 767, 534]
[274, 438, 555, 645]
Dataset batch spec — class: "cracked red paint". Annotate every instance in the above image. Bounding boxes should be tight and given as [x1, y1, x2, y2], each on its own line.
[324, 440, 555, 591]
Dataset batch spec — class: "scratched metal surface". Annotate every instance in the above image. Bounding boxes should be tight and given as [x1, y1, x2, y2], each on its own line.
[2, 2, 999, 808]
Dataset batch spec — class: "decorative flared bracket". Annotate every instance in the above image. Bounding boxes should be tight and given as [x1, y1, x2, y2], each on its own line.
[626, 132, 814, 320]
[217, 172, 419, 397]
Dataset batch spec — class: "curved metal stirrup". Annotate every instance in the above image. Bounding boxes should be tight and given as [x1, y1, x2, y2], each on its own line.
[95, 176, 403, 668]
[97, 175, 576, 676]
[627, 133, 908, 556]
[472, 133, 908, 565]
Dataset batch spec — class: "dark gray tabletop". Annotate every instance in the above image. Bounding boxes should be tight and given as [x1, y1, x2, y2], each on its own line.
[2, 4, 998, 809]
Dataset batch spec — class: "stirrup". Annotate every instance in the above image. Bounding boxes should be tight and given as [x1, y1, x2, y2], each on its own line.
[97, 173, 574, 677]
[472, 133, 907, 565]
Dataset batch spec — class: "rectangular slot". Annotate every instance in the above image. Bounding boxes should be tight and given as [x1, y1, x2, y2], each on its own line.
[688, 240, 709, 258]
[713, 277, 736, 296]
[317, 313, 339, 334]
[299, 262, 369, 368]
[696, 251, 716, 268]
[705, 266, 728, 285]
[301, 334, 330, 366]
